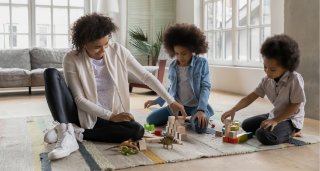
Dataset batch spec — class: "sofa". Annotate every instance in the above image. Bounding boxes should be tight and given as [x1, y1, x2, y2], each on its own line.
[0, 48, 166, 93]
[0, 48, 67, 93]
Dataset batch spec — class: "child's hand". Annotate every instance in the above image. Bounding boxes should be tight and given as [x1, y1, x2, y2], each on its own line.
[221, 110, 236, 123]
[192, 111, 208, 128]
[260, 119, 278, 131]
[169, 101, 188, 120]
[144, 100, 157, 108]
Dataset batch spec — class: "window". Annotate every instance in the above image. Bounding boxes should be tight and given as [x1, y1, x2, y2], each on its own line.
[0, 0, 88, 49]
[127, 0, 176, 65]
[203, 0, 271, 67]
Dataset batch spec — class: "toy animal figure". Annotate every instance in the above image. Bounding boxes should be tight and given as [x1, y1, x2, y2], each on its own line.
[160, 134, 179, 149]
[105, 139, 139, 155]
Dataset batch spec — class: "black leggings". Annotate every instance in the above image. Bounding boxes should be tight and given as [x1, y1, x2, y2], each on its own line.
[44, 68, 144, 143]
[241, 114, 297, 145]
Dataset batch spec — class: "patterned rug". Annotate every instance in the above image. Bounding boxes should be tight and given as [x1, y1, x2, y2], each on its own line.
[1, 109, 318, 171]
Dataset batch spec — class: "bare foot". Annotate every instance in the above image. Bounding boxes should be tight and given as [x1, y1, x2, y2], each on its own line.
[292, 131, 302, 137]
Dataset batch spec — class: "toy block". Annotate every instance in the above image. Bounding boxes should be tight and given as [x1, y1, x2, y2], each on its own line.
[179, 133, 187, 141]
[228, 138, 238, 144]
[154, 129, 162, 136]
[237, 133, 248, 143]
[175, 132, 179, 139]
[177, 126, 186, 134]
[169, 128, 173, 135]
[230, 125, 239, 131]
[215, 130, 223, 137]
[145, 137, 162, 143]
[173, 124, 179, 131]
[176, 116, 185, 124]
[228, 131, 237, 139]
[144, 124, 155, 131]
[174, 120, 182, 126]
[138, 139, 147, 151]
[223, 136, 229, 143]
[165, 126, 169, 133]
[168, 116, 175, 124]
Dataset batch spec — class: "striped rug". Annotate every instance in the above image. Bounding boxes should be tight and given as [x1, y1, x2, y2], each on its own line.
[1, 111, 319, 171]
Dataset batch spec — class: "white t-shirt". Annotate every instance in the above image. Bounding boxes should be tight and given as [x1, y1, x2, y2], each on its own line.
[91, 58, 114, 111]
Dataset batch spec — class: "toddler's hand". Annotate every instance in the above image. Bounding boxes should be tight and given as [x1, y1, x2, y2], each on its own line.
[221, 110, 236, 123]
[192, 111, 208, 128]
[260, 119, 278, 131]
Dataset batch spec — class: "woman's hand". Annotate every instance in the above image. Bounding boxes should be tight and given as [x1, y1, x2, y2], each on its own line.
[110, 112, 134, 122]
[169, 101, 188, 119]
[144, 100, 157, 108]
[260, 119, 278, 131]
[221, 110, 236, 123]
[192, 111, 208, 128]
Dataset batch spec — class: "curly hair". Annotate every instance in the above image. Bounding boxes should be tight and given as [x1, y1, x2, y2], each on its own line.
[71, 13, 118, 52]
[163, 23, 208, 57]
[260, 34, 300, 72]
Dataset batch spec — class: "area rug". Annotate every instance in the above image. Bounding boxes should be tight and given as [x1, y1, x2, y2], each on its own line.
[2, 109, 318, 171]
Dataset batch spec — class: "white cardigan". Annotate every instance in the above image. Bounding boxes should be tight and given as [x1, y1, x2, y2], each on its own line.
[63, 42, 174, 129]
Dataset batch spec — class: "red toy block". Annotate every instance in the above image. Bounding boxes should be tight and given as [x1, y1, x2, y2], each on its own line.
[223, 136, 229, 143]
[154, 129, 162, 136]
[228, 138, 238, 144]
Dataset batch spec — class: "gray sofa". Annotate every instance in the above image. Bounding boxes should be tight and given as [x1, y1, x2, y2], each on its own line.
[0, 48, 67, 93]
[0, 48, 166, 94]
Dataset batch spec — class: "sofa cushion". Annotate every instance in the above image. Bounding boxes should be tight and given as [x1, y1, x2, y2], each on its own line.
[30, 48, 69, 69]
[31, 68, 64, 86]
[0, 49, 31, 70]
[0, 68, 31, 87]
[128, 66, 158, 84]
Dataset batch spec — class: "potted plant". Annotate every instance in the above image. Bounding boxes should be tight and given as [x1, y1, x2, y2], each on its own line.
[128, 27, 164, 66]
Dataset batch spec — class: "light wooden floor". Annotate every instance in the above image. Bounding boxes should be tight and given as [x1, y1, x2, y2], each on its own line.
[0, 87, 319, 171]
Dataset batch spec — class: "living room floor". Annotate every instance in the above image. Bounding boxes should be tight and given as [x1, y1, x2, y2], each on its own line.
[0, 87, 319, 171]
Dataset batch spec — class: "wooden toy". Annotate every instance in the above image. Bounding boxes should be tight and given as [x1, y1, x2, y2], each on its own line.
[221, 120, 253, 144]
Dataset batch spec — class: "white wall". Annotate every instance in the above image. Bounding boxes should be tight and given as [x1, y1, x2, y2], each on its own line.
[176, 0, 201, 27]
[284, 0, 320, 119]
[176, 0, 194, 24]
[210, 66, 265, 95]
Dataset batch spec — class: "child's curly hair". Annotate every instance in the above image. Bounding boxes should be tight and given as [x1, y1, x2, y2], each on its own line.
[71, 13, 118, 53]
[163, 23, 208, 57]
[260, 34, 300, 72]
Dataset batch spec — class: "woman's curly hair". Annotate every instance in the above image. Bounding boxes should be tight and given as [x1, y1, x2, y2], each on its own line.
[71, 13, 118, 52]
[163, 23, 208, 57]
[260, 34, 300, 72]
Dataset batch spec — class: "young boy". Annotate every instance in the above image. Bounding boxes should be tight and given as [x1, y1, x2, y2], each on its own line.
[144, 23, 214, 134]
[221, 34, 305, 145]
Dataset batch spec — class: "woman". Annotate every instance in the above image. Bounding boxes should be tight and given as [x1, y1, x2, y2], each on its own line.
[44, 13, 187, 160]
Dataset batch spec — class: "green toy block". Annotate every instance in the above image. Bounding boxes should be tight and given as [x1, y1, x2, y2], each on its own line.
[144, 123, 155, 131]
[237, 133, 250, 143]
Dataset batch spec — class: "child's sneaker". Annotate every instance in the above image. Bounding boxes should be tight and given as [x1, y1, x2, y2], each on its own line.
[48, 123, 79, 160]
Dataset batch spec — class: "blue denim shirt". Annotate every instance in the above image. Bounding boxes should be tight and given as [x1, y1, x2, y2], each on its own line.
[155, 55, 211, 111]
